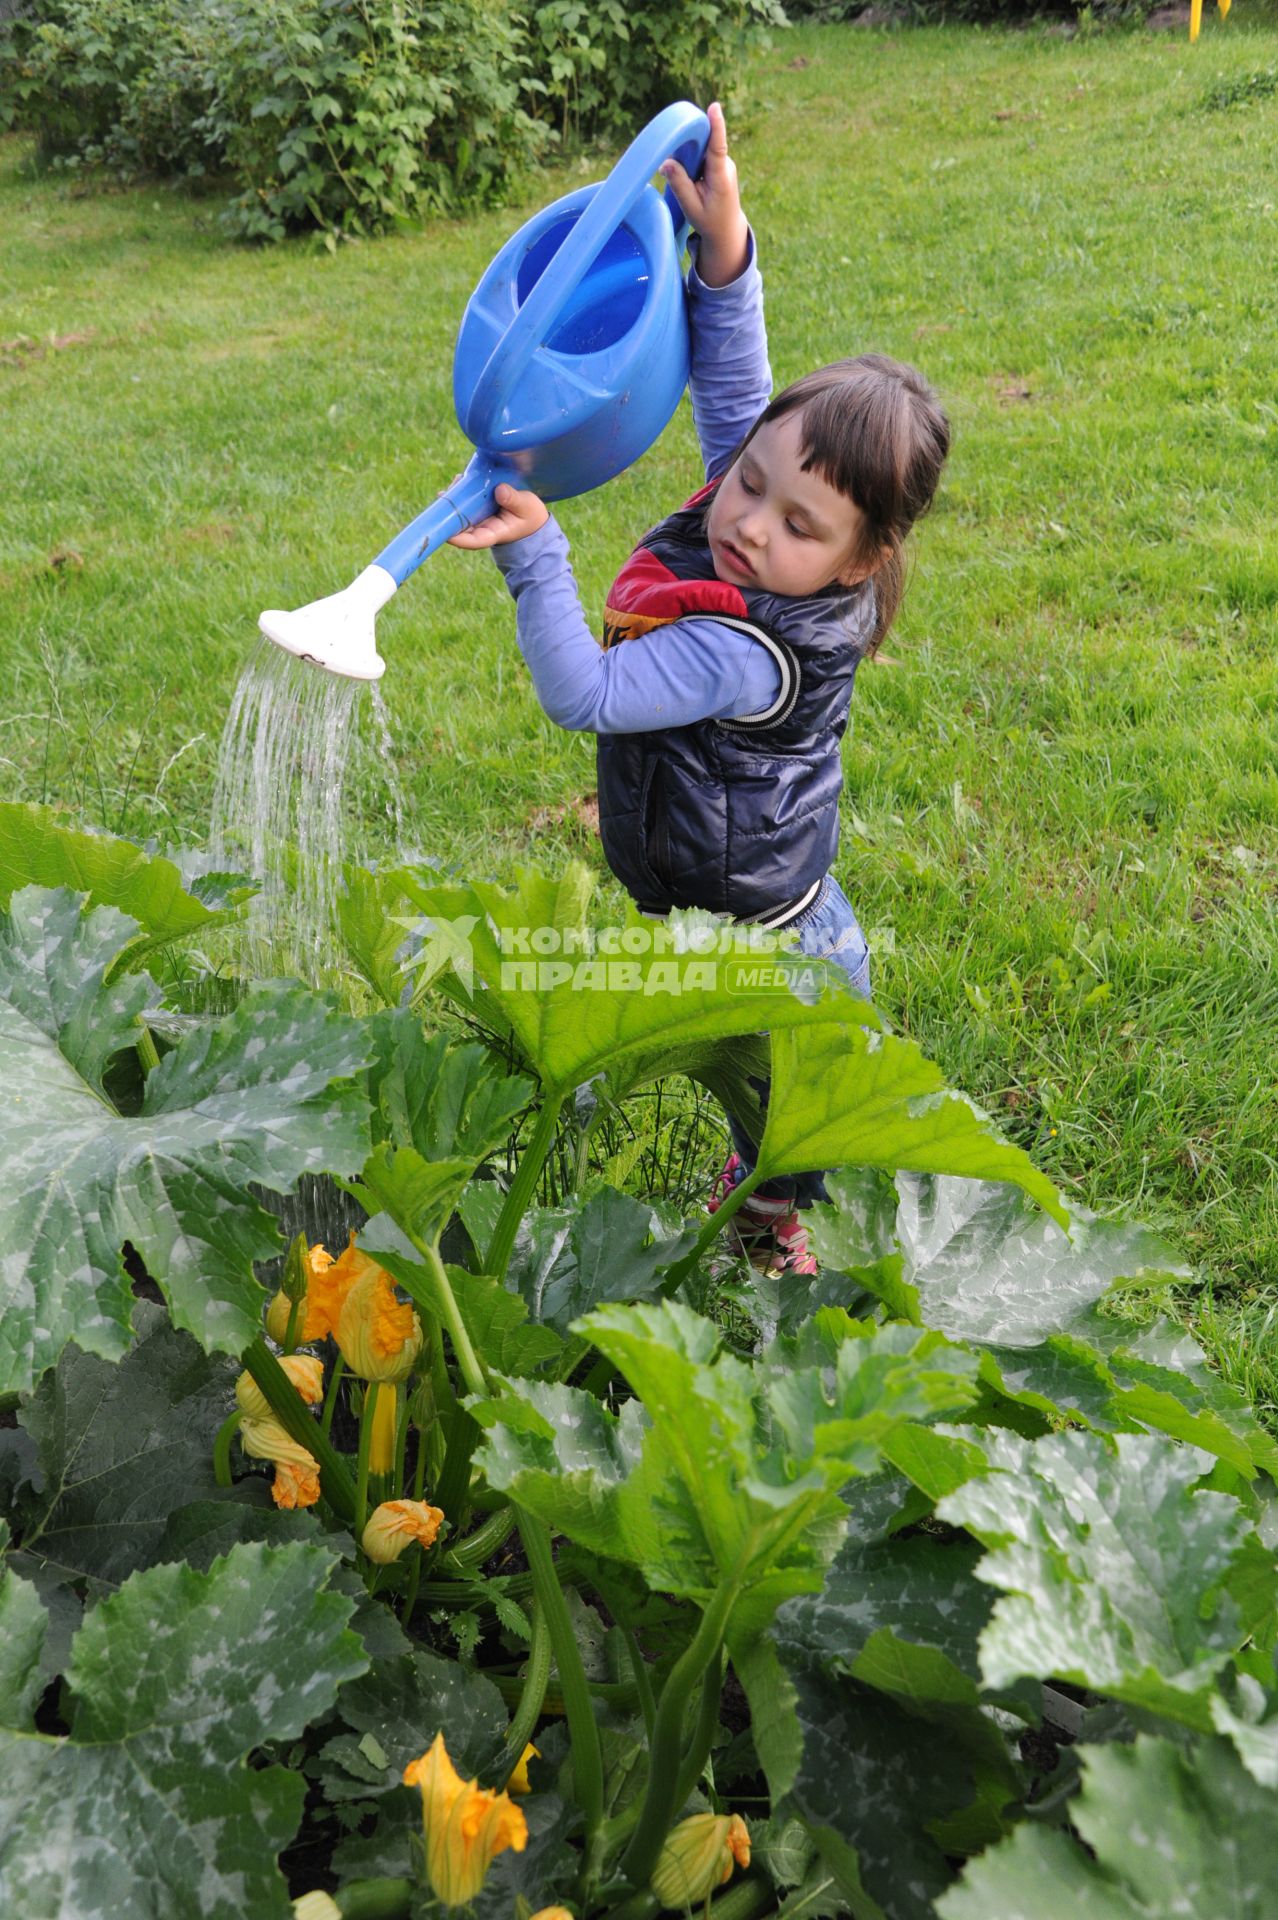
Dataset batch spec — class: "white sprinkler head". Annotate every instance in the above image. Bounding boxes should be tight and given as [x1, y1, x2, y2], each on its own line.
[259, 563, 396, 681]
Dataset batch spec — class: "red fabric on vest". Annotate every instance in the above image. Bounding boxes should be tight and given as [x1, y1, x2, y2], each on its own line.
[602, 485, 748, 649]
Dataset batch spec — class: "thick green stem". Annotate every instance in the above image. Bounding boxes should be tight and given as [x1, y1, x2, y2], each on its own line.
[672, 1647, 722, 1812]
[401, 1424, 428, 1626]
[355, 1380, 379, 1541]
[488, 1671, 636, 1711]
[519, 1510, 604, 1857]
[597, 1891, 661, 1920]
[623, 1626, 657, 1744]
[581, 1352, 616, 1398]
[333, 1878, 413, 1919]
[492, 1596, 552, 1791]
[135, 1019, 161, 1075]
[620, 1577, 741, 1888]
[320, 1355, 346, 1441]
[487, 1092, 567, 1281]
[707, 1875, 776, 1920]
[212, 1410, 242, 1488]
[661, 1164, 765, 1292]
[419, 1239, 488, 1399]
[282, 1296, 302, 1356]
[441, 1506, 514, 1574]
[601, 1878, 771, 1920]
[434, 1407, 481, 1527]
[242, 1338, 354, 1520]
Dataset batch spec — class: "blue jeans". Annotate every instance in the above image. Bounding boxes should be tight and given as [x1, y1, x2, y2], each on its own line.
[726, 874, 871, 1208]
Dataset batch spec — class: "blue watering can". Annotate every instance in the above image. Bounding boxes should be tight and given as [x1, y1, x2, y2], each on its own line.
[261, 101, 711, 680]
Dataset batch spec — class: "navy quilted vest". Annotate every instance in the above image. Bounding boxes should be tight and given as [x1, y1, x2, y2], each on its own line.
[595, 488, 875, 927]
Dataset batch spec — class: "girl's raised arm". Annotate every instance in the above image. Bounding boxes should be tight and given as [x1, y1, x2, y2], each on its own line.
[661, 103, 771, 482]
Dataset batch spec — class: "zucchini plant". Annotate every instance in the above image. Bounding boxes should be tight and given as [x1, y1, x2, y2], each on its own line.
[0, 809, 1275, 1920]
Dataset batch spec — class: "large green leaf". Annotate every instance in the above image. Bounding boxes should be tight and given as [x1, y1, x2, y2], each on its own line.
[937, 1735, 1278, 1919]
[9, 1308, 243, 1588]
[351, 1017, 533, 1253]
[337, 863, 415, 1007]
[0, 805, 249, 963]
[775, 1524, 1038, 1724]
[780, 1648, 1005, 1920]
[938, 1429, 1264, 1728]
[334, 1649, 509, 1789]
[762, 1030, 1067, 1217]
[505, 1186, 701, 1334]
[402, 867, 1061, 1219]
[0, 1541, 368, 1920]
[400, 867, 875, 1087]
[1102, 1320, 1278, 1482]
[472, 1304, 980, 1640]
[0, 1527, 47, 1730]
[0, 888, 371, 1391]
[367, 1014, 532, 1175]
[809, 1174, 1274, 1475]
[848, 1173, 1180, 1346]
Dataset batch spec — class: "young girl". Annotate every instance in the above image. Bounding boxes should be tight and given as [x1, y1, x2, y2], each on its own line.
[450, 103, 950, 1276]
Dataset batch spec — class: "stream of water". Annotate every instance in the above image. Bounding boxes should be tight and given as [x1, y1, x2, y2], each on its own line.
[211, 638, 408, 984]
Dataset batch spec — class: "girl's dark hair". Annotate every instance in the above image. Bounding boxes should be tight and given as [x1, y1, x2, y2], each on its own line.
[737, 354, 950, 653]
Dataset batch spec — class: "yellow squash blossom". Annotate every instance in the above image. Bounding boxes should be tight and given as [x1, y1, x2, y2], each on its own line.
[235, 1353, 324, 1420]
[361, 1498, 445, 1564]
[367, 1380, 399, 1476]
[271, 1459, 322, 1509]
[239, 1414, 319, 1470]
[266, 1241, 342, 1345]
[239, 1415, 323, 1510]
[508, 1741, 539, 1795]
[528, 1910, 574, 1920]
[403, 1732, 528, 1906]
[652, 1813, 751, 1910]
[332, 1241, 423, 1383]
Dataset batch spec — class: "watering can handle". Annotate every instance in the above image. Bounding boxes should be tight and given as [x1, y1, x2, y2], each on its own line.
[461, 100, 712, 452]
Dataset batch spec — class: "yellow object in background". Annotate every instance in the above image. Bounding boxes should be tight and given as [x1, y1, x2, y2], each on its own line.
[1191, 0, 1233, 38]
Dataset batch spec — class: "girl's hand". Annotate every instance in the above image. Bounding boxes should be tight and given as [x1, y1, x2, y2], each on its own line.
[659, 101, 749, 289]
[447, 482, 549, 549]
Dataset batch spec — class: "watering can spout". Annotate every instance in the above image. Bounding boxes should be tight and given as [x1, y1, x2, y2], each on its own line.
[259, 564, 396, 681]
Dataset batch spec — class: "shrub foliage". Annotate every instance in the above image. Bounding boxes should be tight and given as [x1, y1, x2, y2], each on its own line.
[0, 0, 784, 239]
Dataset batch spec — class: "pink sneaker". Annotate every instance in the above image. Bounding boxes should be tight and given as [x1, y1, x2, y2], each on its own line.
[707, 1153, 819, 1277]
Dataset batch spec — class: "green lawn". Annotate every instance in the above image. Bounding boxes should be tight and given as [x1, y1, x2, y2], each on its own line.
[3, 13, 1276, 1407]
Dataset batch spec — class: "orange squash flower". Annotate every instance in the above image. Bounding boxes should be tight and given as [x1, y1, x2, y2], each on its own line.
[361, 1498, 445, 1565]
[331, 1239, 423, 1383]
[652, 1813, 751, 1909]
[240, 1414, 319, 1471]
[403, 1732, 528, 1906]
[508, 1742, 539, 1795]
[235, 1353, 324, 1421]
[271, 1459, 322, 1509]
[266, 1242, 342, 1345]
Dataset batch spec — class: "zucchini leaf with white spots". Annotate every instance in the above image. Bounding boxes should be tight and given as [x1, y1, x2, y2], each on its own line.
[937, 1735, 1278, 1920]
[0, 887, 371, 1392]
[937, 1428, 1272, 1730]
[0, 1541, 368, 1920]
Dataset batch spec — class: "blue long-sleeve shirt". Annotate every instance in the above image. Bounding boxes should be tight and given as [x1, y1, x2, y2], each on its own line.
[491, 235, 783, 733]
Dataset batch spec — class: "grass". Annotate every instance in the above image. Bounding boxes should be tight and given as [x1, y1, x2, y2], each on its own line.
[2, 11, 1277, 1404]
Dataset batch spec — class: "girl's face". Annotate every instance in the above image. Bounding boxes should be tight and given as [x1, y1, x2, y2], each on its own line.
[706, 410, 877, 599]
